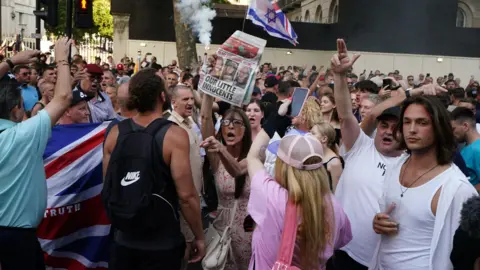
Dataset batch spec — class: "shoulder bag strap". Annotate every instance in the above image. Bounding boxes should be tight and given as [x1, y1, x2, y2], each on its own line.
[276, 200, 298, 266]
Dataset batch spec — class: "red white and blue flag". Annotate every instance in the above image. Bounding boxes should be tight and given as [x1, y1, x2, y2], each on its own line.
[38, 122, 111, 269]
[247, 0, 299, 45]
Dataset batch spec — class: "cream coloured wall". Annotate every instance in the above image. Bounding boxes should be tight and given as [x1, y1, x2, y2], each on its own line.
[127, 39, 480, 87]
[228, 0, 250, 5]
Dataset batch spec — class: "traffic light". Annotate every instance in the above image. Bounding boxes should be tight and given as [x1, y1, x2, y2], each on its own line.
[75, 0, 93, 28]
[34, 0, 58, 27]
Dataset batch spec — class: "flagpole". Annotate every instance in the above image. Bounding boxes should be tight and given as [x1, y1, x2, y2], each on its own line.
[242, 0, 251, 32]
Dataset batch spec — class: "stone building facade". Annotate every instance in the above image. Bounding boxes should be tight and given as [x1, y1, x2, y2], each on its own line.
[278, 0, 478, 27]
[1, 0, 39, 37]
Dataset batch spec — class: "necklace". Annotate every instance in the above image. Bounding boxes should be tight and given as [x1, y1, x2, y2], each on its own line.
[399, 158, 439, 198]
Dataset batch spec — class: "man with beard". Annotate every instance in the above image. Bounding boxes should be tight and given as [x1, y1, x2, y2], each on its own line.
[103, 69, 204, 269]
[168, 85, 203, 268]
[451, 107, 480, 191]
[76, 64, 117, 122]
[371, 96, 477, 270]
[13, 65, 38, 111]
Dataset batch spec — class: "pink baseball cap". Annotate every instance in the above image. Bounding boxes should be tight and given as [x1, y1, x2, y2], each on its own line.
[276, 134, 324, 170]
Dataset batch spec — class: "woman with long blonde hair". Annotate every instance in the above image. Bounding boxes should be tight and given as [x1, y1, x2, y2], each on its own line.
[246, 115, 352, 269]
[290, 96, 324, 132]
[311, 122, 344, 192]
[265, 96, 324, 176]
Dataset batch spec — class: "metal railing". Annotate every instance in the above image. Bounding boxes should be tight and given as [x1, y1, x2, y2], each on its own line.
[1, 34, 114, 64]
[77, 36, 114, 64]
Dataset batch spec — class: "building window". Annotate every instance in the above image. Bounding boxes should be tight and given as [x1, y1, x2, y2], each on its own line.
[456, 8, 465, 27]
[329, 0, 339, 23]
[304, 10, 310, 22]
[315, 5, 323, 23]
[457, 1, 473, 28]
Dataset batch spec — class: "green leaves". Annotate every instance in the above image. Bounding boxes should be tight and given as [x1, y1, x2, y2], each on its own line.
[44, 0, 113, 41]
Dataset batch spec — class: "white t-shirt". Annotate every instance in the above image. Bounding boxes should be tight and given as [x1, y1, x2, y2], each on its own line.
[335, 130, 400, 266]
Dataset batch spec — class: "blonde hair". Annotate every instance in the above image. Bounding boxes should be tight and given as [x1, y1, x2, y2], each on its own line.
[311, 122, 340, 155]
[274, 157, 334, 269]
[300, 97, 323, 130]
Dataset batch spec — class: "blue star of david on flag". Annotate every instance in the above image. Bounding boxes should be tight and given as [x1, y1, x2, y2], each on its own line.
[265, 8, 277, 23]
[246, 0, 299, 45]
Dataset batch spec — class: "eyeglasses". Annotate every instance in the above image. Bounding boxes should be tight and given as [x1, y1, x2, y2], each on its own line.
[87, 75, 101, 82]
[22, 72, 31, 76]
[221, 119, 244, 127]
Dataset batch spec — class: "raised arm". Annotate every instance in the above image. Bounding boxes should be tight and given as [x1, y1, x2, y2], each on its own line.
[44, 37, 73, 126]
[247, 129, 270, 178]
[360, 84, 448, 136]
[192, 90, 219, 111]
[0, 50, 41, 80]
[200, 136, 247, 178]
[200, 93, 220, 171]
[331, 39, 361, 152]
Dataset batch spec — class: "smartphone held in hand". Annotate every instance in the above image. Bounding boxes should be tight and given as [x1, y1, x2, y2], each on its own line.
[289, 87, 309, 117]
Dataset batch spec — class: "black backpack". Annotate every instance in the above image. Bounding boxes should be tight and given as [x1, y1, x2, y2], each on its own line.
[102, 118, 178, 234]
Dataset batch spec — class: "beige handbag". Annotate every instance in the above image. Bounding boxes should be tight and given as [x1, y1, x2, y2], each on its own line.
[202, 201, 238, 270]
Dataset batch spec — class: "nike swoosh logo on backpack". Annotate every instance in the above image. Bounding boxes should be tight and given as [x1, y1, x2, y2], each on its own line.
[120, 171, 141, 186]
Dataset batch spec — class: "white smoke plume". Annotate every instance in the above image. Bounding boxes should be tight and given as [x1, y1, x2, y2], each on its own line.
[176, 0, 217, 46]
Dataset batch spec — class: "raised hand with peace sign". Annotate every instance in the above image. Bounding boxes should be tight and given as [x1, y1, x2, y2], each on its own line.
[330, 39, 361, 74]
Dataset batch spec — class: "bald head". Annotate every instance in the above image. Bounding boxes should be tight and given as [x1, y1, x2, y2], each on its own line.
[117, 82, 137, 117]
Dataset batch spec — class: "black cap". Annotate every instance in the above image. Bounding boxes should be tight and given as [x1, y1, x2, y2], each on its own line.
[377, 106, 401, 121]
[264, 76, 279, 88]
[71, 87, 93, 107]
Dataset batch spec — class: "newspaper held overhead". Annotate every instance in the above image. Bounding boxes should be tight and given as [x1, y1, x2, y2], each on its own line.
[199, 31, 267, 107]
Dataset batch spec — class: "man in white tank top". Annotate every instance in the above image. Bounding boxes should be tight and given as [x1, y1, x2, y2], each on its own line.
[371, 96, 478, 270]
[329, 39, 450, 270]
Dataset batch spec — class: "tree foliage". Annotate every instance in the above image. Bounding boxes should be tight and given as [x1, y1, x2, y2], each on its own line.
[45, 0, 113, 41]
[93, 0, 113, 38]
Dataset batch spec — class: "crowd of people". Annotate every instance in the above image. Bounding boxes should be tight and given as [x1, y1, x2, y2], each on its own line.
[0, 37, 480, 270]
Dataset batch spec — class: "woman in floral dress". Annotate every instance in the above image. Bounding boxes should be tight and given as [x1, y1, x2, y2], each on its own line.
[200, 89, 253, 269]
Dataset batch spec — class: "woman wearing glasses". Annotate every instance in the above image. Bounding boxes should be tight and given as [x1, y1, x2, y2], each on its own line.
[200, 90, 253, 269]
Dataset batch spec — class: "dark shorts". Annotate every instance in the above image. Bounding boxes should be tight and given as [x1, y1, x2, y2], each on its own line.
[110, 242, 186, 270]
[326, 250, 368, 270]
[0, 226, 45, 270]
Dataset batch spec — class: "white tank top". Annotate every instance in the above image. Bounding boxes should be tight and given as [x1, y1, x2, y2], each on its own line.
[378, 165, 449, 270]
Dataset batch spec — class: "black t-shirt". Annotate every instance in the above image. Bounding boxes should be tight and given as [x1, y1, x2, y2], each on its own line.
[273, 100, 292, 138]
[111, 119, 184, 250]
[261, 92, 278, 120]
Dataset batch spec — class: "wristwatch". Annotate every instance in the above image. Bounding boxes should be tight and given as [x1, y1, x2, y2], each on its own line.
[405, 88, 412, 98]
[5, 59, 14, 70]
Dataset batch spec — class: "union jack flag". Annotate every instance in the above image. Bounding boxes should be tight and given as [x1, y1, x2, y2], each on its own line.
[247, 0, 299, 45]
[38, 122, 111, 269]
